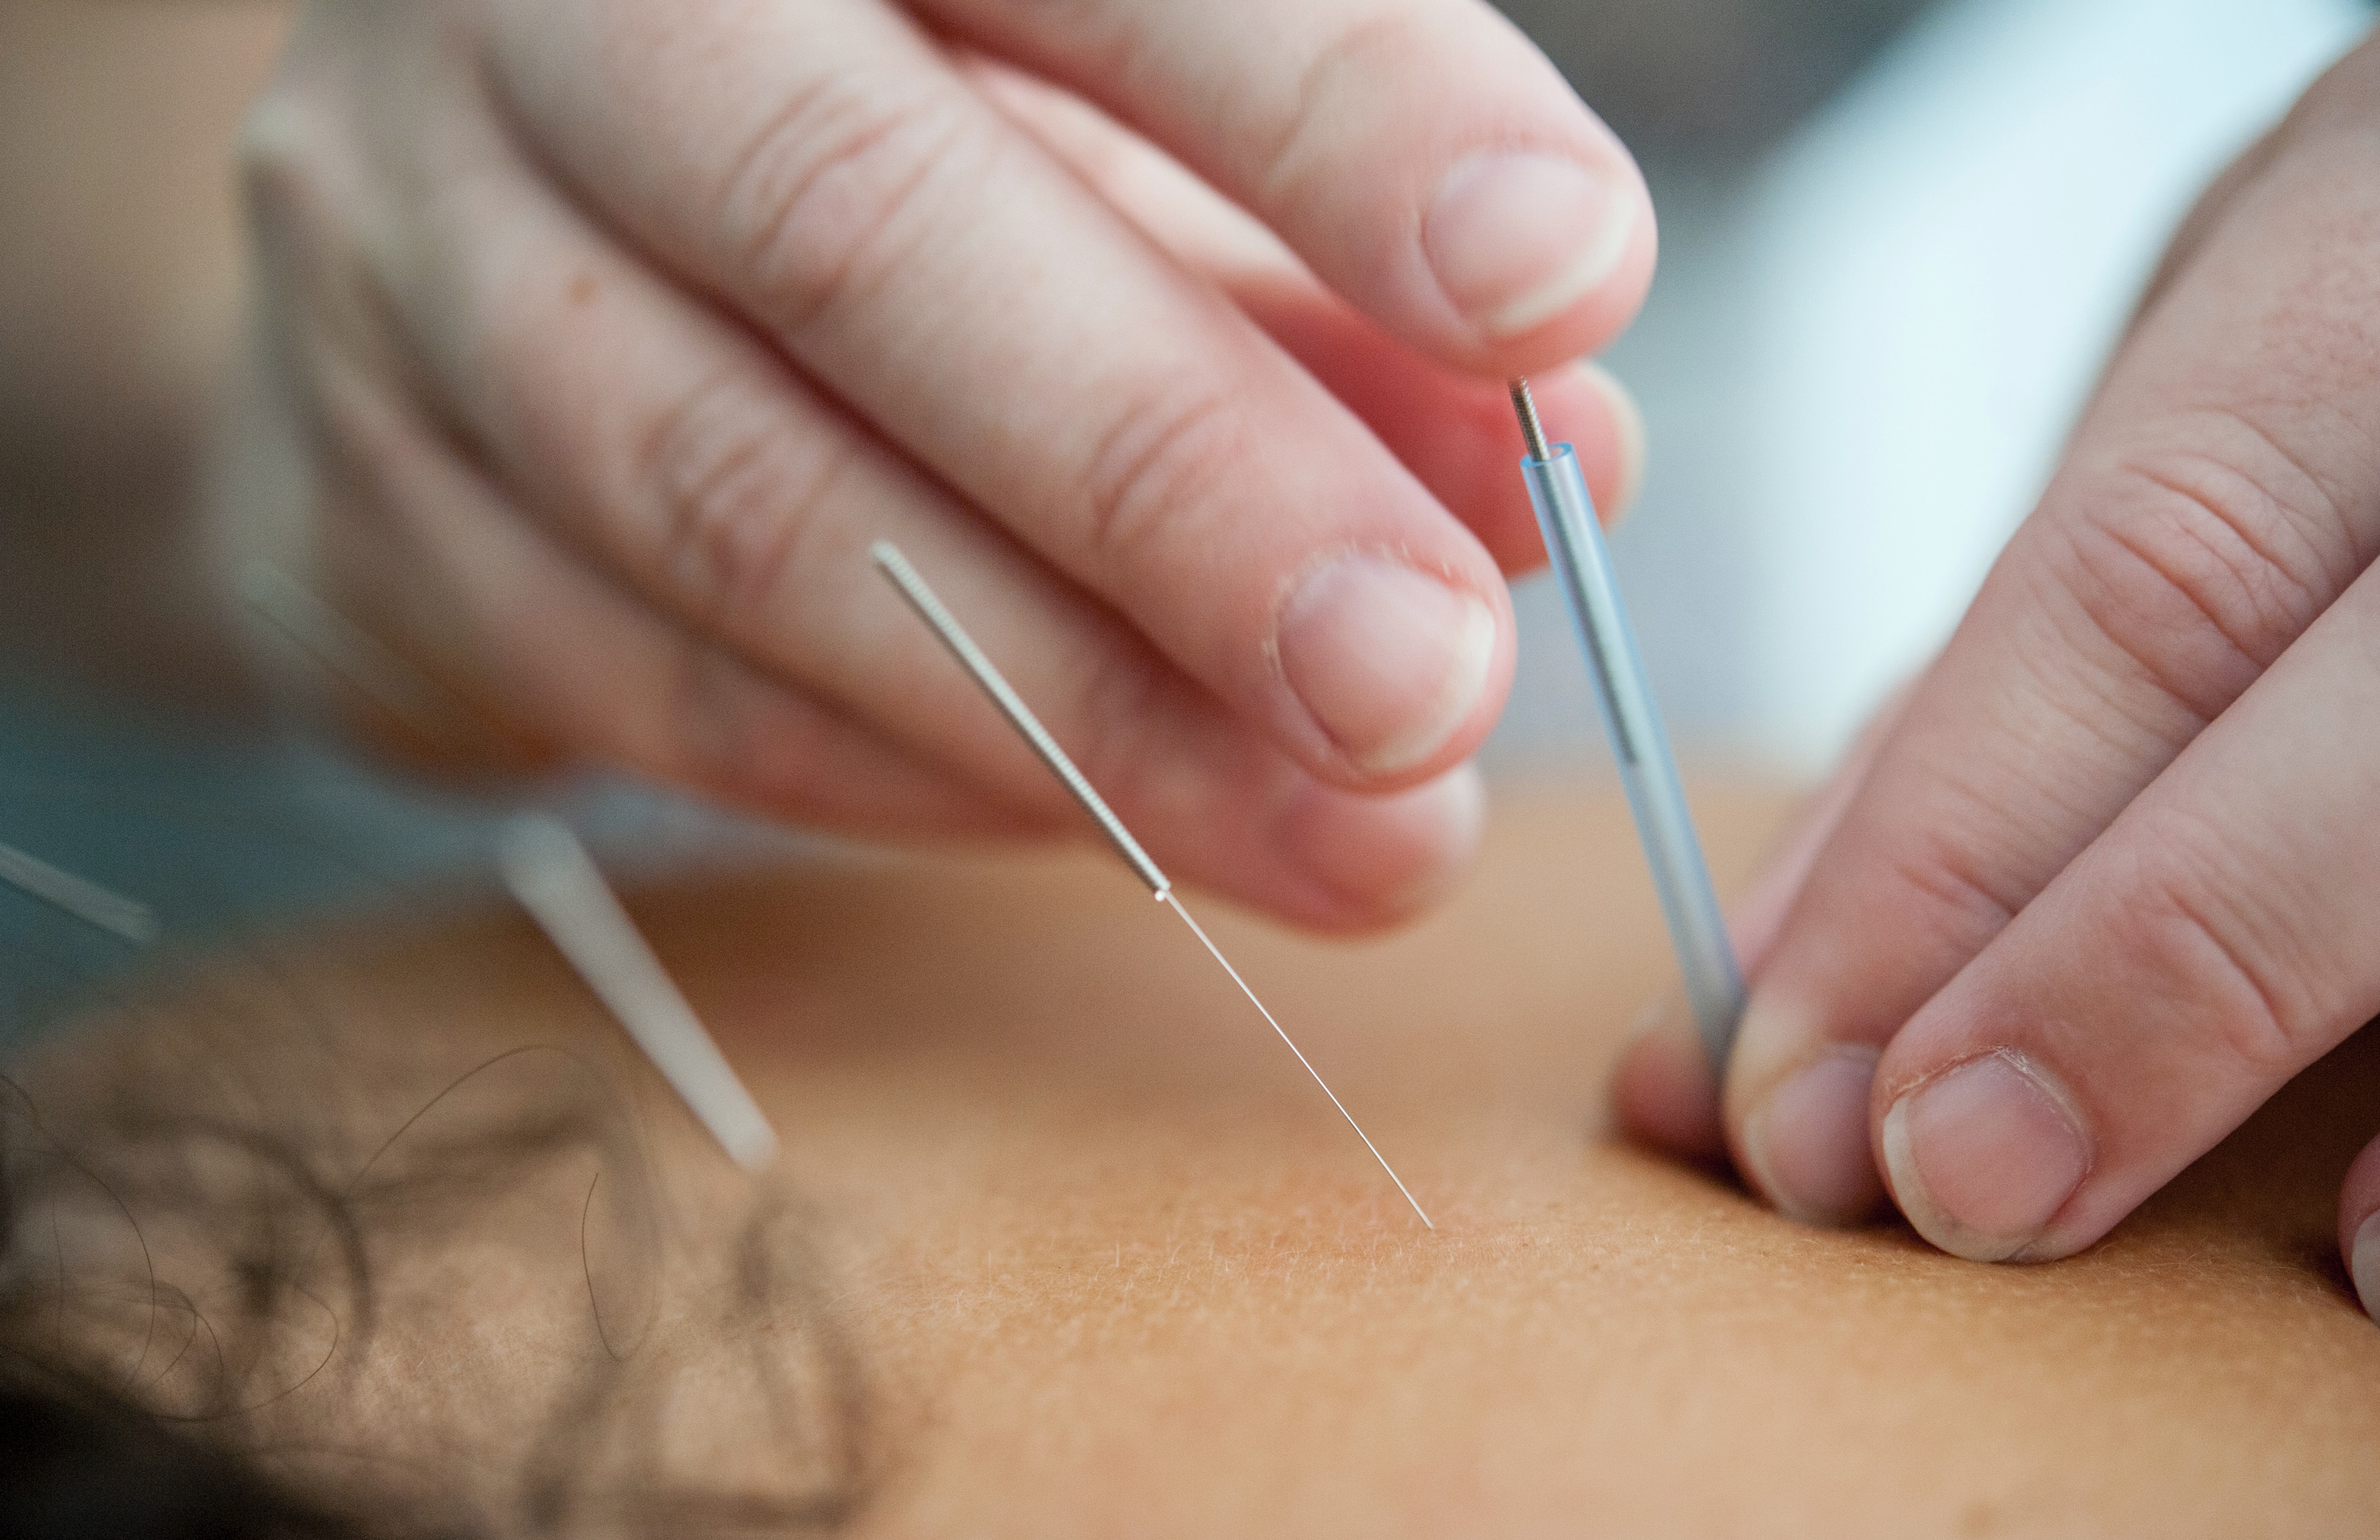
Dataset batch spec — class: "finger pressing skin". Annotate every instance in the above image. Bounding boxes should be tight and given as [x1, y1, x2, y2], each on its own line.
[1610, 679, 1917, 1160]
[1716, 38, 2380, 1229]
[921, 0, 1654, 370]
[326, 34, 1481, 928]
[1872, 565, 2380, 1262]
[490, 0, 1518, 792]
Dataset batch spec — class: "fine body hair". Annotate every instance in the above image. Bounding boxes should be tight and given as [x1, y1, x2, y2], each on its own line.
[0, 940, 876, 1538]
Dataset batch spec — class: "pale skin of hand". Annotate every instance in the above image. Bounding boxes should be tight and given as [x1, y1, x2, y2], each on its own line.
[211, 0, 1652, 933]
[1617, 31, 2380, 1314]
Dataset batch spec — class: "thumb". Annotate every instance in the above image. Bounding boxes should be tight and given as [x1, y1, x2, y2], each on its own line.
[2340, 1111, 2380, 1322]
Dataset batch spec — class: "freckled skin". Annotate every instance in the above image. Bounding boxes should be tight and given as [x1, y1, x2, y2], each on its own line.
[19, 787, 2380, 1537]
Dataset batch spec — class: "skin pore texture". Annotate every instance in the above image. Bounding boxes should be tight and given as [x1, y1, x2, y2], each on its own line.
[7, 785, 2380, 1538]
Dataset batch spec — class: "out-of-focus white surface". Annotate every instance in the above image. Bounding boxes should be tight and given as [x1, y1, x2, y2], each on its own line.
[1488, 0, 2373, 778]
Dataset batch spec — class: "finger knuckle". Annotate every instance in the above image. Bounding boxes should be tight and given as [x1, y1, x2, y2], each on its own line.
[714, 74, 976, 336]
[1078, 381, 1249, 575]
[635, 368, 842, 636]
[2066, 418, 2351, 721]
[1879, 817, 2023, 948]
[2113, 804, 2315, 1074]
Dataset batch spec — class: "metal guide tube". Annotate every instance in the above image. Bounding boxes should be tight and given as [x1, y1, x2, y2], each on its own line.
[1520, 443, 1746, 1069]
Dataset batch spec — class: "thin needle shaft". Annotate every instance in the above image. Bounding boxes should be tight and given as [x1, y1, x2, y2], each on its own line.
[872, 539, 1430, 1227]
[1162, 891, 1433, 1228]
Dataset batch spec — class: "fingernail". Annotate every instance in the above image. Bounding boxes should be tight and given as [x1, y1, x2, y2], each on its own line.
[1576, 362, 1647, 519]
[1277, 555, 1497, 777]
[2354, 1211, 2380, 1321]
[1274, 762, 1486, 919]
[1425, 151, 1635, 339]
[1881, 1051, 2091, 1262]
[1740, 1045, 1883, 1225]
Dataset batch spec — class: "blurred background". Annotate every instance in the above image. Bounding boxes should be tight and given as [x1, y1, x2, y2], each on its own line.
[1490, 0, 2375, 774]
[1, 0, 2374, 1034]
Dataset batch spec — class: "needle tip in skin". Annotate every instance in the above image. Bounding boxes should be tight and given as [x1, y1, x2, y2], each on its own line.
[1161, 890, 1433, 1230]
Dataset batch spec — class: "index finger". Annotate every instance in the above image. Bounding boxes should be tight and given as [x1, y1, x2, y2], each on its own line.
[485, 0, 1576, 789]
[918, 0, 1655, 371]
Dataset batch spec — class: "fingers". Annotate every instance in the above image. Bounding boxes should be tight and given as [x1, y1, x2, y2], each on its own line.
[1717, 37, 2380, 1230]
[255, 18, 1481, 928]
[1231, 287, 1645, 572]
[487, 0, 1527, 791]
[2341, 1129, 2380, 1322]
[961, 55, 1645, 565]
[301, 338, 1022, 840]
[1610, 679, 1916, 1160]
[921, 0, 1654, 369]
[1873, 564, 2380, 1260]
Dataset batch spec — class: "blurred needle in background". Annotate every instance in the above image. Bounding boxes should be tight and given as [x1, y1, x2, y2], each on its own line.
[499, 814, 779, 1173]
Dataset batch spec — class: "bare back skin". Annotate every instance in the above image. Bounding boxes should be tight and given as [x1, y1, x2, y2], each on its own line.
[10, 785, 2378, 1537]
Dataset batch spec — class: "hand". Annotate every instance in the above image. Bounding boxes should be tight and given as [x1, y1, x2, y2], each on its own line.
[212, 0, 1652, 930]
[1617, 32, 2380, 1295]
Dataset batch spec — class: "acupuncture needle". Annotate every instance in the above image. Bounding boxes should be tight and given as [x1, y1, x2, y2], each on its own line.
[0, 839, 157, 944]
[498, 814, 780, 1173]
[1510, 378, 1747, 1072]
[870, 540, 1433, 1229]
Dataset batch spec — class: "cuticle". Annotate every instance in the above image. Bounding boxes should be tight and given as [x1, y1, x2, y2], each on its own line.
[1886, 1047, 2098, 1181]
